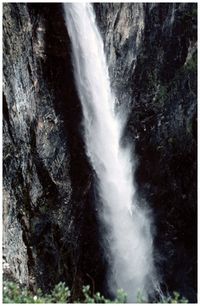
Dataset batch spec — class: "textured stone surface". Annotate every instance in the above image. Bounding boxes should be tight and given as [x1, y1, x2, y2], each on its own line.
[3, 3, 91, 296]
[95, 3, 197, 301]
[3, 3, 197, 302]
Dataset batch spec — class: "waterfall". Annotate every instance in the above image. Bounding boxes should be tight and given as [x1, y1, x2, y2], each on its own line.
[63, 3, 157, 302]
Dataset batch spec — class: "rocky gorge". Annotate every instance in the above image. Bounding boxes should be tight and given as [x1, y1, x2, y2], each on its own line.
[3, 3, 197, 302]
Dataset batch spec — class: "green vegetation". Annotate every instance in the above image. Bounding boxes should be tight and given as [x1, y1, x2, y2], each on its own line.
[3, 282, 70, 304]
[3, 281, 127, 304]
[155, 84, 168, 107]
[185, 51, 197, 72]
[3, 281, 188, 303]
[160, 292, 188, 304]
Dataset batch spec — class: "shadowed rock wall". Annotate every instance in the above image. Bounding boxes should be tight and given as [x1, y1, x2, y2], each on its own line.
[3, 3, 105, 298]
[95, 3, 197, 301]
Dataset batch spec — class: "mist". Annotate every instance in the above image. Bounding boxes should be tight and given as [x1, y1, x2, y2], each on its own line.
[63, 3, 157, 301]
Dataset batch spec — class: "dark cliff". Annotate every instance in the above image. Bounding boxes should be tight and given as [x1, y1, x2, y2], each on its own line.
[95, 3, 197, 301]
[3, 3, 197, 302]
[3, 3, 104, 298]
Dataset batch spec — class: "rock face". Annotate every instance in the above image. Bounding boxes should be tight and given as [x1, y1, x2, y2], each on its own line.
[3, 3, 102, 298]
[3, 3, 197, 302]
[95, 3, 197, 301]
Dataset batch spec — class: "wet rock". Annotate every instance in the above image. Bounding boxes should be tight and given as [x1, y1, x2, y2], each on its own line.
[95, 3, 197, 302]
[3, 3, 94, 295]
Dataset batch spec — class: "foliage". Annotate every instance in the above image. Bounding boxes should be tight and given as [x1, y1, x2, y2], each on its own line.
[161, 292, 188, 304]
[81, 286, 127, 303]
[137, 290, 188, 304]
[185, 51, 197, 72]
[3, 280, 188, 303]
[3, 281, 71, 303]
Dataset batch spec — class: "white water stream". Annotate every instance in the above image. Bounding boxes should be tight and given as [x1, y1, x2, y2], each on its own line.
[63, 3, 156, 301]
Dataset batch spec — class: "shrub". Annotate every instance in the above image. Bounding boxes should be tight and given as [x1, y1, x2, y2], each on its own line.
[3, 280, 188, 303]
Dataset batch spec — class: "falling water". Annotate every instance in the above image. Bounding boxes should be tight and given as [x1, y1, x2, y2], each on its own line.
[63, 3, 156, 302]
